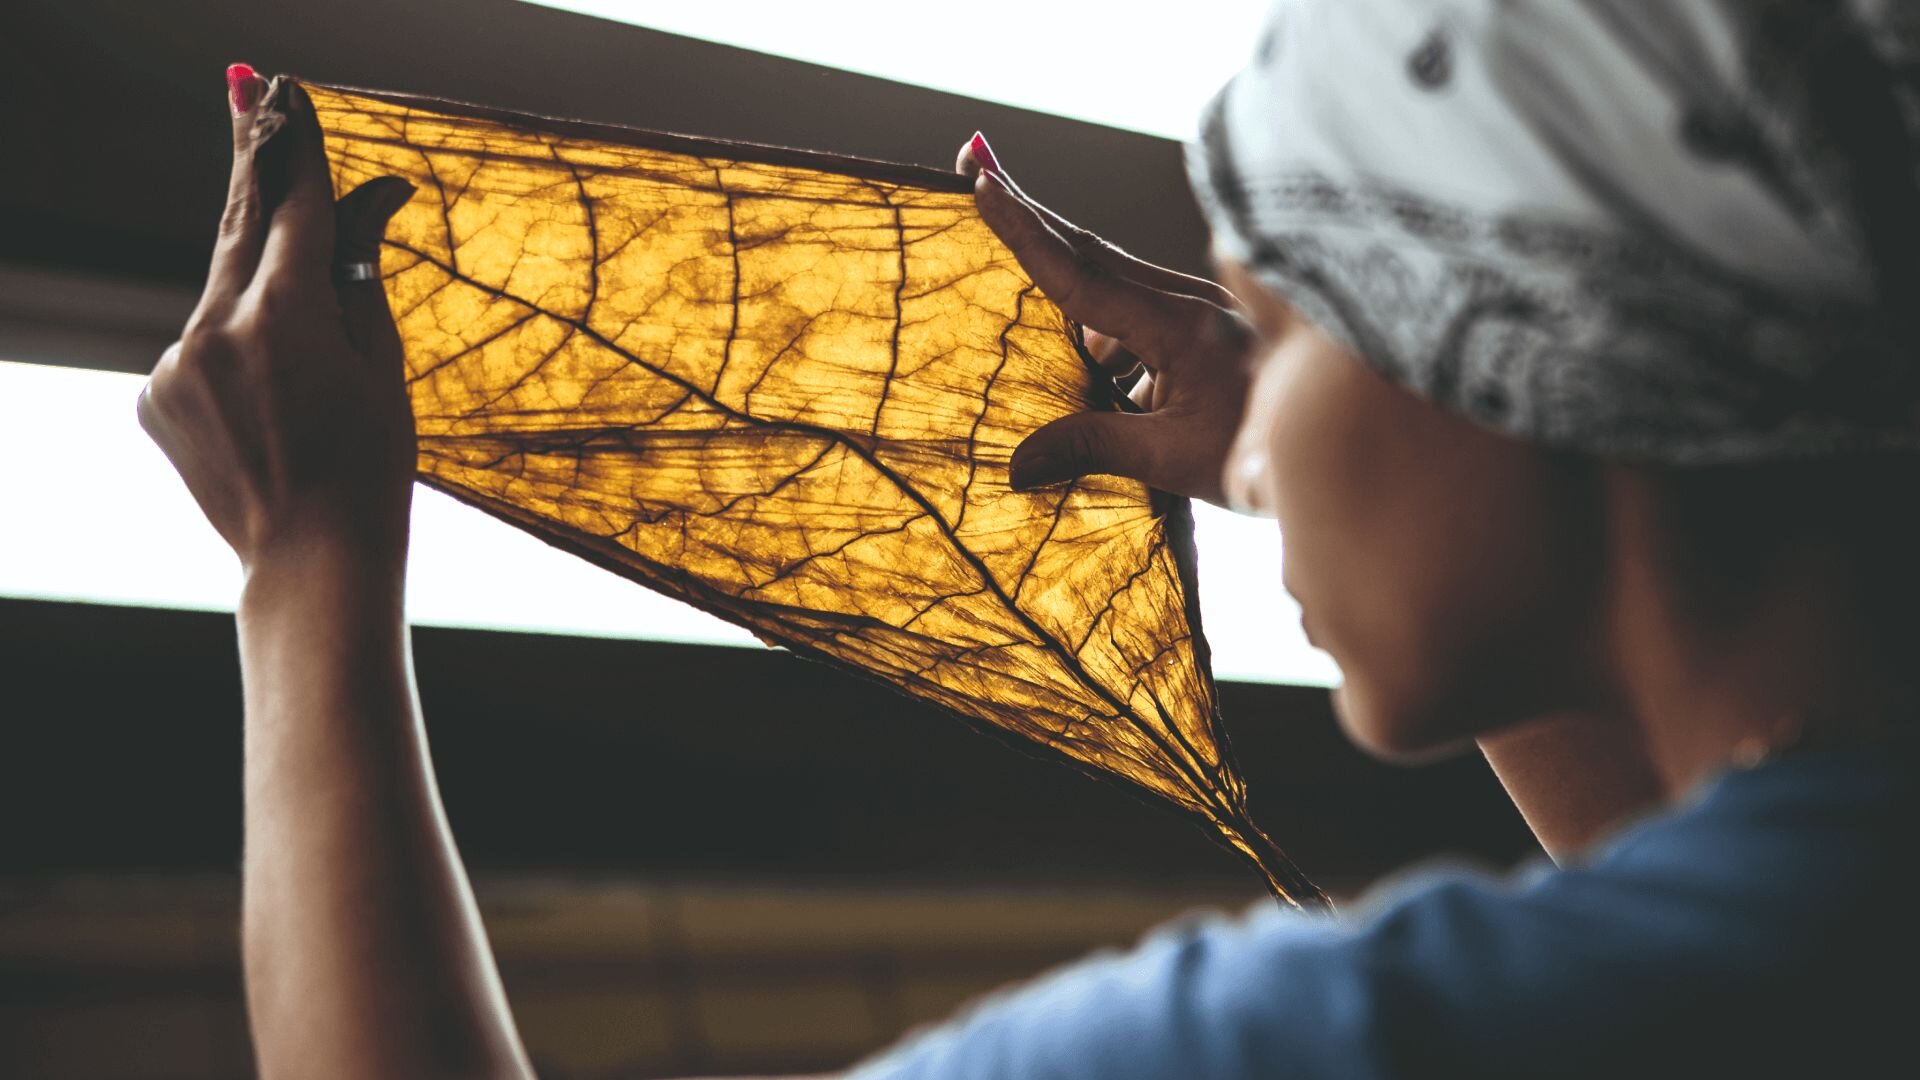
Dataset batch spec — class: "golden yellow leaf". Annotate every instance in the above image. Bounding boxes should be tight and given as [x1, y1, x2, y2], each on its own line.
[309, 83, 1326, 909]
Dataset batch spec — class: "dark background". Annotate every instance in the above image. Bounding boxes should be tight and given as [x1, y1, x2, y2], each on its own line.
[0, 1, 1537, 1074]
[0, 0, 1537, 890]
[1, 0, 1214, 337]
[0, 597, 1533, 890]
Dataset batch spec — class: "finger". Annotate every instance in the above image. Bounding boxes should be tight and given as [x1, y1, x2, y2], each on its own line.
[195, 63, 272, 320]
[958, 133, 1238, 310]
[255, 79, 339, 291]
[1083, 328, 1141, 376]
[972, 169, 1211, 367]
[1039, 209, 1240, 311]
[333, 177, 415, 356]
[1009, 410, 1162, 491]
[957, 134, 1226, 363]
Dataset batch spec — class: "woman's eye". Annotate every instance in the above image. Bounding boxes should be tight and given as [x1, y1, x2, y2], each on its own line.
[1240, 334, 1286, 377]
[1222, 366, 1287, 519]
[1223, 438, 1278, 517]
[1220, 318, 1306, 520]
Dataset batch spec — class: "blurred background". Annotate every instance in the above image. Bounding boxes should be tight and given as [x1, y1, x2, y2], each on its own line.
[0, 1, 1538, 1075]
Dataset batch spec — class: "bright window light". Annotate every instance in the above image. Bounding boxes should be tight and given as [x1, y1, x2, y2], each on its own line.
[0, 359, 1336, 686]
[521, 0, 1271, 140]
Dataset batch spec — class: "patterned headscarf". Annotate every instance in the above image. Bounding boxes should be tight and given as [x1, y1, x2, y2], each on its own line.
[1189, 0, 1920, 464]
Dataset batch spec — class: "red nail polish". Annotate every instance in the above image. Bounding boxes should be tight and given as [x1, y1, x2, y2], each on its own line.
[969, 132, 1001, 176]
[227, 62, 259, 116]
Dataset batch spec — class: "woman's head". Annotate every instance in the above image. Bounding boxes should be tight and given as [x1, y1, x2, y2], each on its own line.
[1221, 262, 1608, 759]
[1222, 260, 1920, 765]
[1191, 3, 1920, 761]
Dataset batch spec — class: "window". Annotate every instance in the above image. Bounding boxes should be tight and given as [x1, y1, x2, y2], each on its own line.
[0, 357, 1336, 685]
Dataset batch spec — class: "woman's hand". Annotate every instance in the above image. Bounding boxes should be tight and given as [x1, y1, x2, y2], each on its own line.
[151, 70, 534, 1078]
[138, 70, 418, 577]
[958, 134, 1256, 506]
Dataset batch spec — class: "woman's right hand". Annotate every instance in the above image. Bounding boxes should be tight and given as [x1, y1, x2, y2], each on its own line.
[138, 70, 418, 579]
[958, 134, 1258, 507]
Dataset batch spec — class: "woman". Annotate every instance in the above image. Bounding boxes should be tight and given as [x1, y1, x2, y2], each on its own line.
[139, 3, 1916, 1076]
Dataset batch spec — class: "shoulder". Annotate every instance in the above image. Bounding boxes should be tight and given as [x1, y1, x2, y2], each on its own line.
[853, 749, 1913, 1079]
[1335, 746, 1916, 1071]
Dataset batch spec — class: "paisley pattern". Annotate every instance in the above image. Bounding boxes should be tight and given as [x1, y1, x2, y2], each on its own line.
[1190, 0, 1920, 464]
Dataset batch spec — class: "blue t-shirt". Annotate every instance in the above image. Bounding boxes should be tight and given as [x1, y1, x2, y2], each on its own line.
[851, 744, 1915, 1078]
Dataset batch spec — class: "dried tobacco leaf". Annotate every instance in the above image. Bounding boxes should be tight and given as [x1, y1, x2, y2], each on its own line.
[309, 83, 1327, 909]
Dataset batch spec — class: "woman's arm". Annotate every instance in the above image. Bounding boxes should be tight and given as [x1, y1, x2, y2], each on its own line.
[236, 546, 529, 1077]
[140, 69, 531, 1078]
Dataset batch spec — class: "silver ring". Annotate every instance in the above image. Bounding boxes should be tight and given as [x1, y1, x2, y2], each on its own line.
[332, 260, 381, 285]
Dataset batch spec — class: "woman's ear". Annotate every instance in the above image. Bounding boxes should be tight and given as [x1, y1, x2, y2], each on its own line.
[1215, 258, 1297, 343]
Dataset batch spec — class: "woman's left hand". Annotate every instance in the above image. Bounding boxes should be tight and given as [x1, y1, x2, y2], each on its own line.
[957, 135, 1258, 507]
[138, 72, 418, 578]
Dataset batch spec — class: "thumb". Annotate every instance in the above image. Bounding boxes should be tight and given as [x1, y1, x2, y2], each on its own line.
[333, 176, 414, 267]
[333, 176, 414, 354]
[1009, 410, 1158, 491]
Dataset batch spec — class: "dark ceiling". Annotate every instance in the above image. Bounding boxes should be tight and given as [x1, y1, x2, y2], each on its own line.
[1, 0, 1211, 289]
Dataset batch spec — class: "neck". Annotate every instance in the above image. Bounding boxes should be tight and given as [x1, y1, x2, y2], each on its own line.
[1601, 467, 1908, 797]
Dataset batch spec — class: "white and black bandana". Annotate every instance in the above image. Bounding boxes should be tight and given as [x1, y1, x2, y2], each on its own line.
[1190, 0, 1920, 463]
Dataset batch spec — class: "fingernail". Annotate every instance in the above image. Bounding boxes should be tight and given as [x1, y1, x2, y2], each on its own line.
[1009, 451, 1063, 492]
[226, 62, 261, 117]
[968, 132, 1002, 176]
[383, 181, 417, 216]
[264, 77, 305, 122]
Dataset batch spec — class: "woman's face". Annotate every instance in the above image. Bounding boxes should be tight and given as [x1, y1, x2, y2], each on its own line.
[1219, 262, 1605, 759]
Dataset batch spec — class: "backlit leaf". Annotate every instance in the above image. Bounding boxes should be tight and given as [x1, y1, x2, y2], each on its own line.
[310, 83, 1326, 909]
